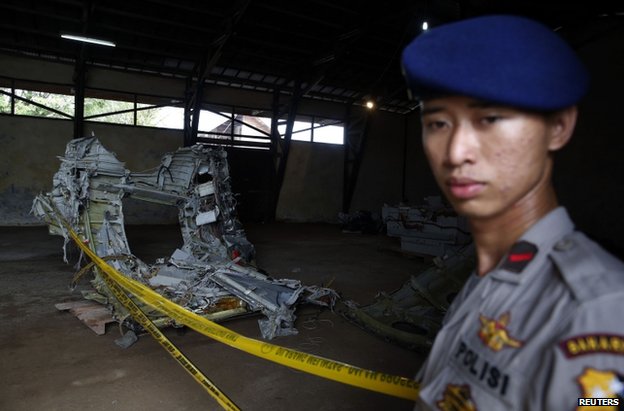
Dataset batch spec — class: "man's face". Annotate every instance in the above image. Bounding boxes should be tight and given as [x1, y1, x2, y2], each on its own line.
[421, 95, 558, 220]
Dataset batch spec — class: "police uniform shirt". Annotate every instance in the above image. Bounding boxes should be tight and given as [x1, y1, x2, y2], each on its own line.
[414, 207, 624, 410]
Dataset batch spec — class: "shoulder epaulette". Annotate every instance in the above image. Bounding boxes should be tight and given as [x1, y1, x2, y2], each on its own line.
[549, 232, 624, 302]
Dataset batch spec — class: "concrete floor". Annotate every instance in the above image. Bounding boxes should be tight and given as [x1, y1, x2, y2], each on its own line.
[0, 223, 427, 411]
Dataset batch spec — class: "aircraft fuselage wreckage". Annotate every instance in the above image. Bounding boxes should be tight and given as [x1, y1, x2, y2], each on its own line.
[33, 137, 337, 340]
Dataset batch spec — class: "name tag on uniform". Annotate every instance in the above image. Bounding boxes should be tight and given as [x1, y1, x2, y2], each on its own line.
[451, 339, 512, 397]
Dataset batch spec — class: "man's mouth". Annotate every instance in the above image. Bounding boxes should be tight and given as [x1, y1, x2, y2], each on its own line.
[446, 177, 486, 199]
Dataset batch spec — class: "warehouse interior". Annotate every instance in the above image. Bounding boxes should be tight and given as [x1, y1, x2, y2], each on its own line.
[1, 1, 624, 410]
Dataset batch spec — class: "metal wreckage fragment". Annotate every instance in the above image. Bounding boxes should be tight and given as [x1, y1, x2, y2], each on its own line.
[32, 137, 337, 340]
[339, 202, 475, 352]
[340, 245, 474, 352]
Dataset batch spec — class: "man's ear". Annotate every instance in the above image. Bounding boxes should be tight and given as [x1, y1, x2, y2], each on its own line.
[548, 106, 578, 151]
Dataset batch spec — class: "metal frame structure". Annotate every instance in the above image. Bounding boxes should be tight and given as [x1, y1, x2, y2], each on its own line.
[2, 0, 621, 219]
[1, 1, 615, 114]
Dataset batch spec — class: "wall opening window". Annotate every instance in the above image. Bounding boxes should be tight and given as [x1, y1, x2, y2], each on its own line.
[136, 104, 184, 129]
[199, 110, 233, 135]
[278, 116, 344, 145]
[313, 121, 344, 145]
[279, 118, 312, 142]
[197, 108, 273, 150]
[0, 88, 11, 114]
[0, 77, 344, 148]
[13, 89, 74, 119]
[85, 97, 134, 124]
[238, 115, 271, 141]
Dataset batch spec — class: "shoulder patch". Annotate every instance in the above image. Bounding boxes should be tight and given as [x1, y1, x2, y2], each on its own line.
[560, 334, 624, 358]
[576, 368, 623, 410]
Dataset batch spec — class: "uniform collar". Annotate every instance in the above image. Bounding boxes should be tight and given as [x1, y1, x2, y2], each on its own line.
[518, 207, 575, 247]
[490, 207, 575, 282]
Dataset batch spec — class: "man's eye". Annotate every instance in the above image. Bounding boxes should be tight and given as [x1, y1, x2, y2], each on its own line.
[481, 115, 501, 124]
[426, 120, 447, 130]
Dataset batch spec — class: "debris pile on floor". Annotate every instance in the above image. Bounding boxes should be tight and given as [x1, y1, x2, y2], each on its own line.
[33, 137, 337, 340]
[340, 197, 474, 352]
[340, 242, 474, 352]
[382, 196, 471, 257]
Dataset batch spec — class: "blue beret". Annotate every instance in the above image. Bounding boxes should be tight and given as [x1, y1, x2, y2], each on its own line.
[401, 15, 590, 111]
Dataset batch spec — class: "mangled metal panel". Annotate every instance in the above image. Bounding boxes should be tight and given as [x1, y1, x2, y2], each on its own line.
[340, 243, 474, 352]
[382, 197, 471, 257]
[33, 137, 336, 339]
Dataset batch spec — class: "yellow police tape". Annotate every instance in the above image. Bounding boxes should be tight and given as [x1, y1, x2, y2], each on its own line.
[100, 271, 241, 411]
[65, 226, 420, 402]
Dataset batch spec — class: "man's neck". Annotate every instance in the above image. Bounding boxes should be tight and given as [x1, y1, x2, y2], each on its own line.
[469, 187, 558, 276]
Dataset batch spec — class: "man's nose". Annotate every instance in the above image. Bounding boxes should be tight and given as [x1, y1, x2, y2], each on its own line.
[445, 123, 478, 167]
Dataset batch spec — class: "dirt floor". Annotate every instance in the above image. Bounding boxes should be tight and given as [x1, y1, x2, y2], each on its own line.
[0, 223, 429, 411]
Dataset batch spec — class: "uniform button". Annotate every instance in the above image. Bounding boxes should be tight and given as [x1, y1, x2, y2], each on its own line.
[554, 238, 575, 251]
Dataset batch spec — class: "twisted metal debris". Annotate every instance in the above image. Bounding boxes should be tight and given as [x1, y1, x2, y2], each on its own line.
[33, 137, 336, 339]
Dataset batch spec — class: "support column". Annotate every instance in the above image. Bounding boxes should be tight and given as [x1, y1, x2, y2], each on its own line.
[183, 0, 250, 147]
[342, 104, 372, 213]
[269, 80, 303, 220]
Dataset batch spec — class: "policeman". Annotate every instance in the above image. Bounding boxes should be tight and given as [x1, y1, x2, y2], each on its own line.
[401, 15, 624, 410]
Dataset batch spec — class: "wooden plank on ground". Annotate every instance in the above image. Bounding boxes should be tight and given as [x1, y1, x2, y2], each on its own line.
[55, 300, 115, 335]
